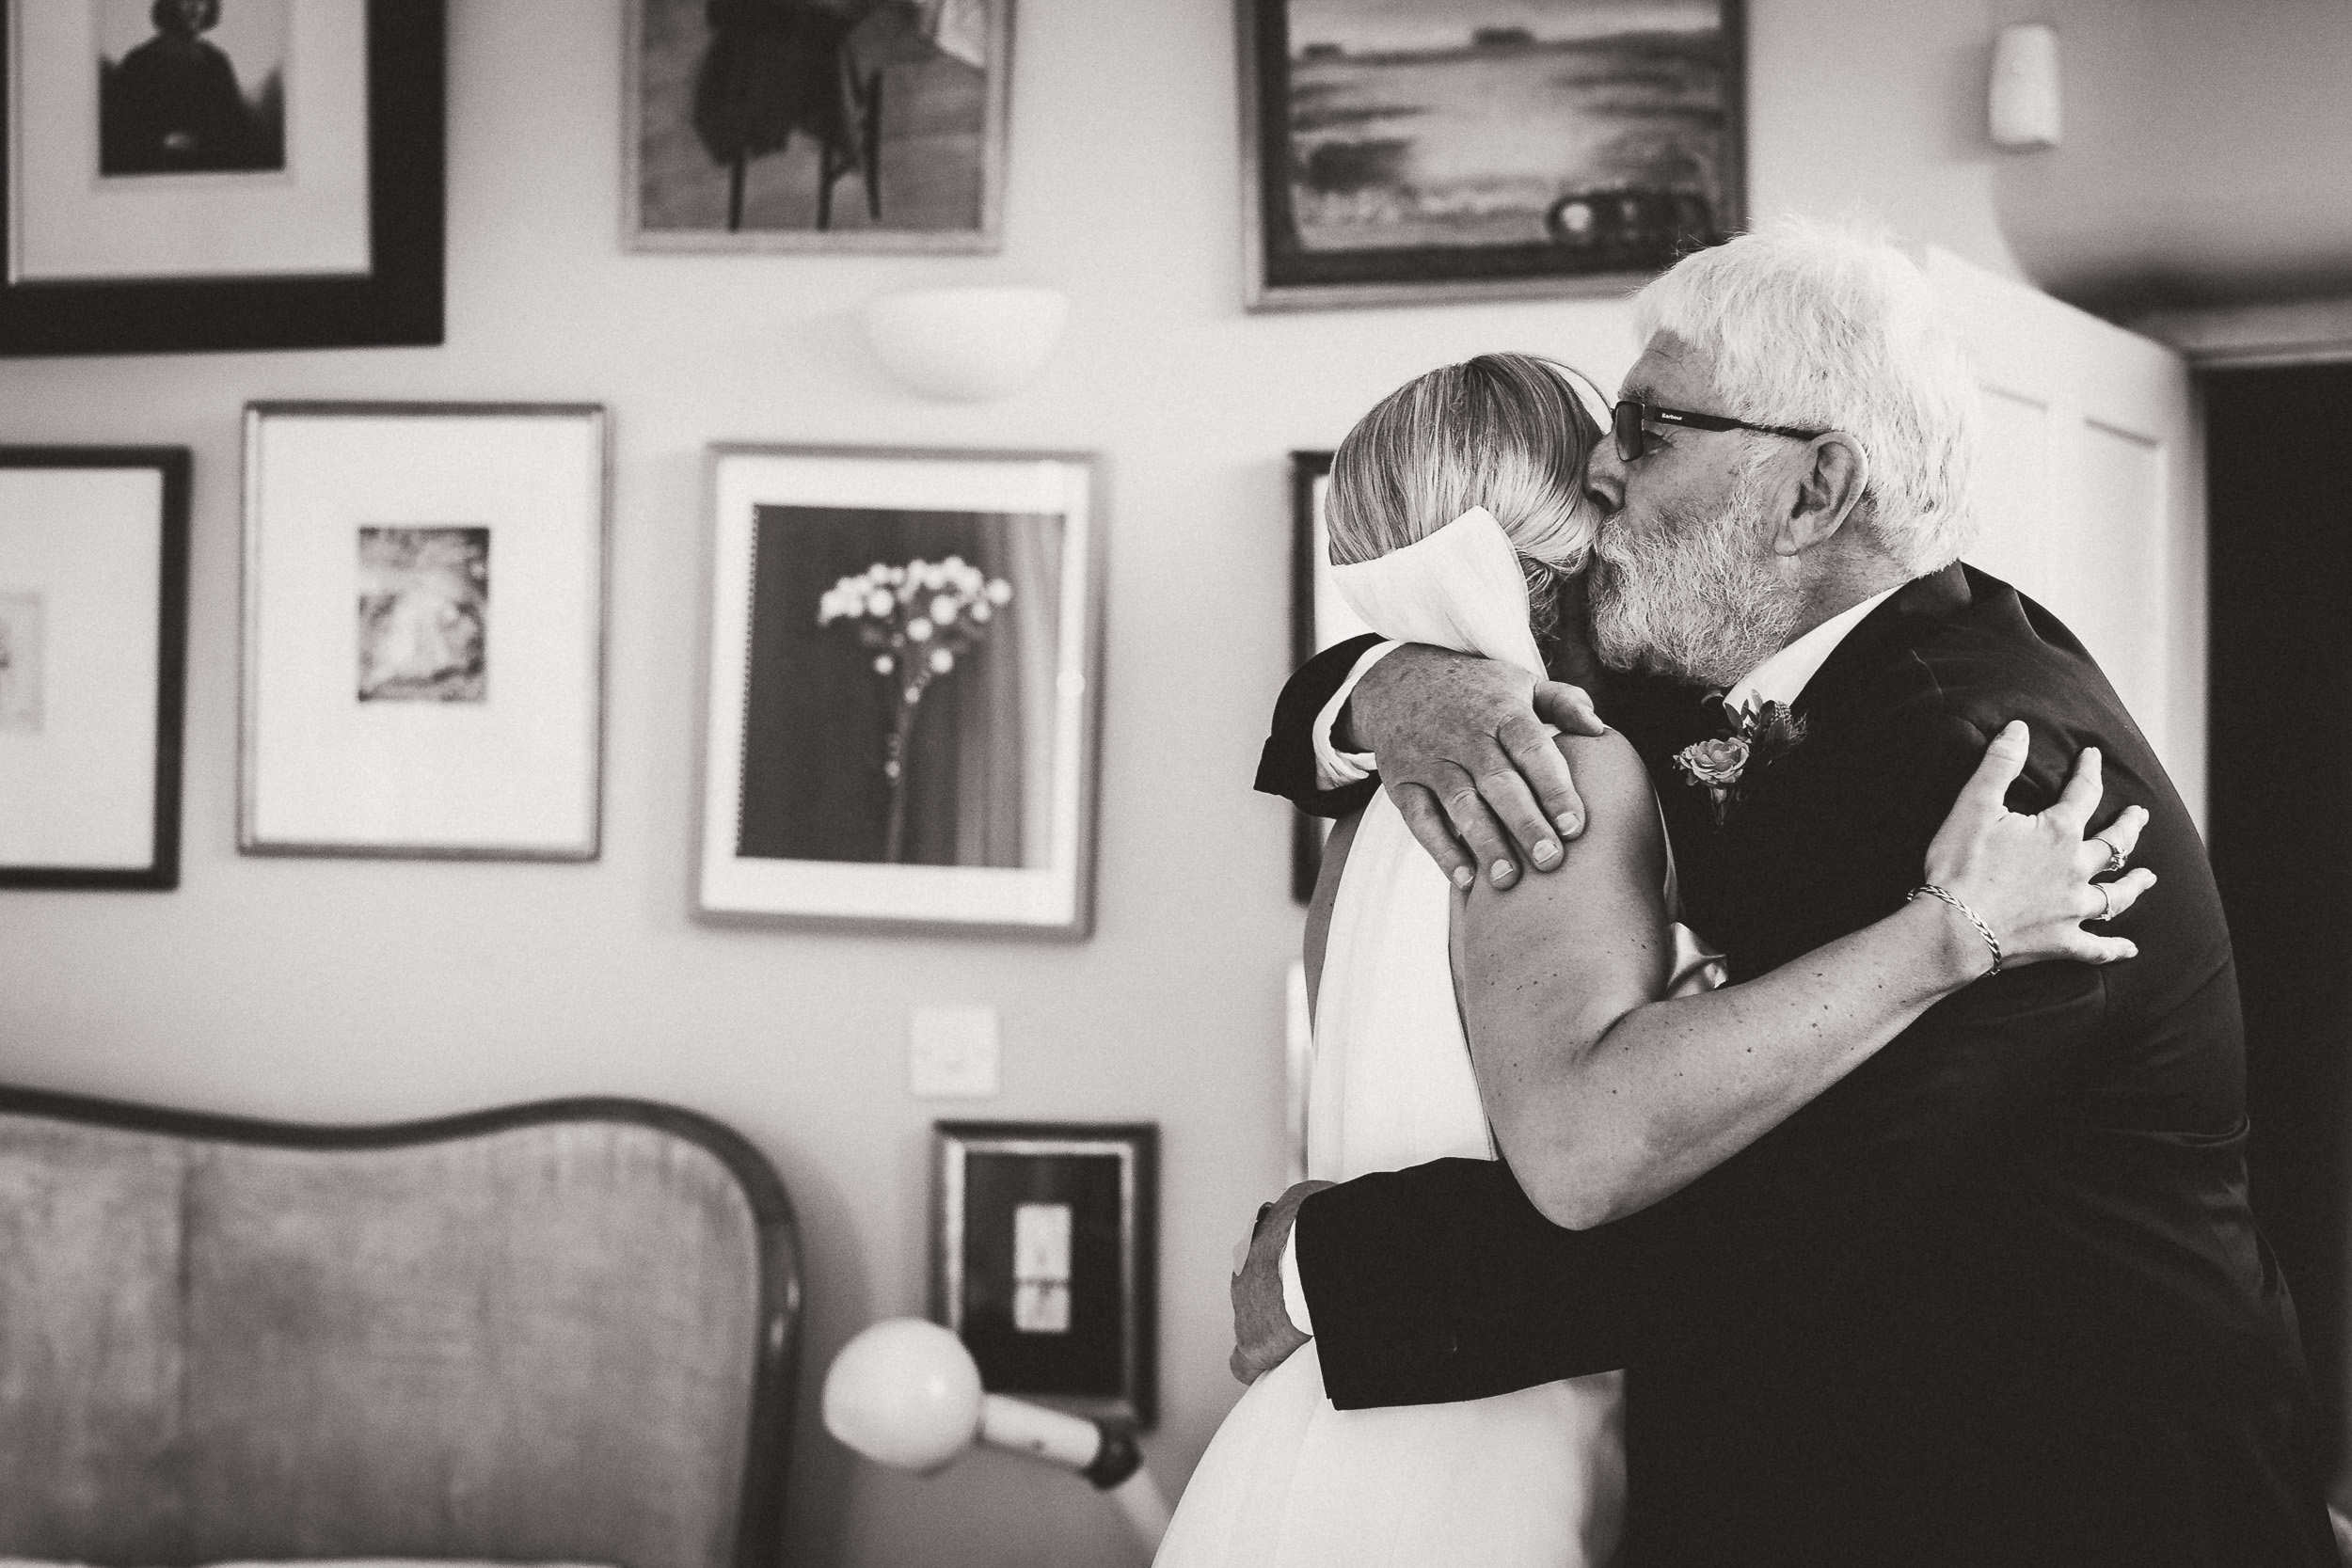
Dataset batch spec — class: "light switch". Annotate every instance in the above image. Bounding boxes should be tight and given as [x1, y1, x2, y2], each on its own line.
[909, 1005, 1000, 1099]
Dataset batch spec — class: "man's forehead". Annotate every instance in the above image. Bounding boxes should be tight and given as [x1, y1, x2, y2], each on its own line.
[1619, 331, 1709, 404]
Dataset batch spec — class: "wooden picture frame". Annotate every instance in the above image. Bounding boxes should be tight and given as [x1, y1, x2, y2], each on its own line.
[1237, 0, 1745, 310]
[623, 0, 1011, 254]
[931, 1120, 1157, 1430]
[0, 446, 188, 888]
[0, 0, 445, 356]
[695, 444, 1104, 938]
[241, 403, 609, 860]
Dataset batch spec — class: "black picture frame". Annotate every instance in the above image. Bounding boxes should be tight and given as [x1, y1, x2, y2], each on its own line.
[931, 1120, 1157, 1430]
[0, 446, 189, 889]
[0, 0, 445, 356]
[1291, 449, 1336, 903]
[1237, 0, 1747, 311]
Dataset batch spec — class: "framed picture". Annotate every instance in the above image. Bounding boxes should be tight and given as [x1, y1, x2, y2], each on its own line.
[1284, 958, 1311, 1184]
[1289, 449, 1371, 902]
[695, 445, 1104, 937]
[241, 404, 609, 860]
[0, 447, 187, 888]
[0, 0, 444, 356]
[624, 0, 1010, 253]
[1237, 0, 1745, 310]
[931, 1120, 1156, 1430]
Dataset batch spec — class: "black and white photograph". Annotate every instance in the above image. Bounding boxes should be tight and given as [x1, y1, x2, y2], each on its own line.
[1241, 0, 1743, 307]
[97, 0, 289, 178]
[626, 0, 1010, 251]
[357, 525, 488, 704]
[0, 591, 43, 734]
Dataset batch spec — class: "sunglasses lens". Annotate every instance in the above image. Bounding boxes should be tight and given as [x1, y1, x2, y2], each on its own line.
[1612, 403, 1644, 463]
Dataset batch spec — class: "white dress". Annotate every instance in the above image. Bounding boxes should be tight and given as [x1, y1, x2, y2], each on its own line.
[1157, 511, 1721, 1568]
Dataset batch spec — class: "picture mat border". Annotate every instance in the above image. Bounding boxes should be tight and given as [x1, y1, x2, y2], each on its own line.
[238, 401, 611, 861]
[1233, 0, 1748, 312]
[930, 1119, 1158, 1429]
[692, 443, 1105, 939]
[0, 0, 444, 356]
[0, 445, 187, 889]
[619, 0, 1013, 255]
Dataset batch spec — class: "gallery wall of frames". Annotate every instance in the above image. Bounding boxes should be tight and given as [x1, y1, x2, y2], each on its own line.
[0, 1, 2028, 1564]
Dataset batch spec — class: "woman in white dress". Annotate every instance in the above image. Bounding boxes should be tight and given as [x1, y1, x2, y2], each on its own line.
[1155, 355, 2153, 1568]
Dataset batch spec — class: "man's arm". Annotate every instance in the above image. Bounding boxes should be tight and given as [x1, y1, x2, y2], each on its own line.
[1254, 634, 1384, 818]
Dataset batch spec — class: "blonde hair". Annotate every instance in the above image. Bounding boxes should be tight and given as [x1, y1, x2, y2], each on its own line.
[1326, 355, 1601, 588]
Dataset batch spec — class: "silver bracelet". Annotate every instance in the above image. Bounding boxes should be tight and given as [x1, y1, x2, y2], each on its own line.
[1908, 883, 2003, 976]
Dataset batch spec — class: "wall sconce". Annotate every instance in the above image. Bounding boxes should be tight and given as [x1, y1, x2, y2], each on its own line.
[862, 285, 1070, 402]
[1990, 24, 2062, 150]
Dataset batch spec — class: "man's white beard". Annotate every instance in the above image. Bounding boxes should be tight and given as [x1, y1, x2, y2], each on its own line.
[1587, 481, 1803, 689]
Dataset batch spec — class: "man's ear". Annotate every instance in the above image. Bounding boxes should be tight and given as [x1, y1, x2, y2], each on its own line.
[1769, 434, 1870, 557]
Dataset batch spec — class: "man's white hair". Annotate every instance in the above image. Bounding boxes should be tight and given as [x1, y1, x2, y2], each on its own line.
[1631, 217, 1981, 577]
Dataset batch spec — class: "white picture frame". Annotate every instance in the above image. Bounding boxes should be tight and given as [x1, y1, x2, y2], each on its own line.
[240, 403, 610, 860]
[696, 445, 1104, 938]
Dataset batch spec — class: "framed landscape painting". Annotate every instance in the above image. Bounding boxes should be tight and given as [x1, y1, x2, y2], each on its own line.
[241, 404, 609, 860]
[625, 0, 1010, 252]
[0, 0, 444, 355]
[1238, 0, 1744, 309]
[696, 445, 1103, 937]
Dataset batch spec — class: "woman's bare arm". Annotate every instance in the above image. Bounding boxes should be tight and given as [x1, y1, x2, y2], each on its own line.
[1457, 724, 2151, 1231]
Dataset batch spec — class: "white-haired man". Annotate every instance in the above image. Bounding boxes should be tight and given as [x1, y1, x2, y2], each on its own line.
[1238, 223, 2335, 1564]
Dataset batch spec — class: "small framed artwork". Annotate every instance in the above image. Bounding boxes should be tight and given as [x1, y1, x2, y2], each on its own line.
[624, 0, 1010, 253]
[932, 1120, 1156, 1429]
[696, 445, 1104, 937]
[1290, 449, 1371, 902]
[241, 404, 609, 860]
[0, 0, 445, 356]
[0, 447, 188, 888]
[1237, 0, 1745, 310]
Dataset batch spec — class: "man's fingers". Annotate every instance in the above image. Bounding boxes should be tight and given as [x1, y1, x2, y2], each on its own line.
[1389, 783, 1477, 891]
[1500, 708, 1586, 844]
[1230, 1347, 1257, 1386]
[2046, 745, 2104, 832]
[1957, 720, 2031, 816]
[1533, 680, 1605, 738]
[1423, 763, 1521, 887]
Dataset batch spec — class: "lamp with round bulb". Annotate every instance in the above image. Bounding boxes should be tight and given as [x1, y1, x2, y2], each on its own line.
[860, 285, 1070, 402]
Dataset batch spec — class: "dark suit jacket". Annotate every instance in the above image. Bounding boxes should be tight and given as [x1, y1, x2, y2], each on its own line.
[1257, 565, 2333, 1566]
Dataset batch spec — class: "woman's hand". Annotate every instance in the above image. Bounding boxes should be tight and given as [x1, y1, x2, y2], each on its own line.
[1922, 721, 2157, 971]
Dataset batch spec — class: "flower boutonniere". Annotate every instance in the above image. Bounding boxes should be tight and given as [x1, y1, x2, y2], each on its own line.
[1673, 698, 1808, 826]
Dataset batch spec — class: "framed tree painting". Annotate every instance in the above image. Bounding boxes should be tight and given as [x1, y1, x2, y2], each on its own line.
[624, 0, 1011, 252]
[0, 0, 444, 356]
[696, 445, 1104, 937]
[241, 404, 609, 860]
[1238, 0, 1744, 309]
[0, 447, 188, 888]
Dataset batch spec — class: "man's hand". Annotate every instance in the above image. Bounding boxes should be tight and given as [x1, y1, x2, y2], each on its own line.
[1229, 1180, 1332, 1386]
[1348, 646, 1604, 889]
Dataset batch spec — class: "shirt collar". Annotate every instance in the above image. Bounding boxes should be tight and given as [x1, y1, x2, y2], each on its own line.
[1723, 585, 1901, 720]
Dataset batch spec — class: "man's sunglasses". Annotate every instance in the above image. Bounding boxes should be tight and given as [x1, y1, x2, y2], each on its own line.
[1610, 400, 1828, 463]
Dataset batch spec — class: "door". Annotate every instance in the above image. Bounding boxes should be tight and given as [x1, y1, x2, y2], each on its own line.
[1925, 246, 2207, 827]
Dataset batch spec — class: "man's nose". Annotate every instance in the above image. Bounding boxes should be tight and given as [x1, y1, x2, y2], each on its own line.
[1583, 441, 1626, 516]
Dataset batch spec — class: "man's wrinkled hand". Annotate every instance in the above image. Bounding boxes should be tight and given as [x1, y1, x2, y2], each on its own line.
[1350, 645, 1603, 890]
[1229, 1180, 1332, 1386]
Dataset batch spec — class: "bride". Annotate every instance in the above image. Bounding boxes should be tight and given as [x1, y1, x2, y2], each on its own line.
[1154, 354, 2152, 1568]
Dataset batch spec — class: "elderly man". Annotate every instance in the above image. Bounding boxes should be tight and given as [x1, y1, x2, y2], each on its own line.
[1238, 223, 2334, 1565]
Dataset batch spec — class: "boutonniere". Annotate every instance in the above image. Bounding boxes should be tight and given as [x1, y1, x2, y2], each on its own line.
[1673, 698, 1808, 826]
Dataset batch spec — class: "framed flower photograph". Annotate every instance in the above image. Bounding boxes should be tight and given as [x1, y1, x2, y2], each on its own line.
[931, 1120, 1157, 1429]
[623, 0, 1010, 253]
[696, 445, 1104, 937]
[241, 404, 609, 860]
[0, 446, 189, 889]
[0, 0, 444, 356]
[1237, 0, 1745, 310]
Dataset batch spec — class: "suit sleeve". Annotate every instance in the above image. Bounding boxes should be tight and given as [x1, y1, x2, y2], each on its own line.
[1254, 632, 1384, 817]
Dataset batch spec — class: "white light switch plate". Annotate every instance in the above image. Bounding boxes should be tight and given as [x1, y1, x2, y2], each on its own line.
[910, 1005, 1000, 1099]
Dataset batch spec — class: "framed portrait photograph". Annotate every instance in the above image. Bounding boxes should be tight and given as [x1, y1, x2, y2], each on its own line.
[1289, 449, 1371, 902]
[695, 445, 1104, 937]
[931, 1120, 1156, 1430]
[0, 0, 444, 356]
[0, 447, 188, 889]
[241, 404, 609, 860]
[624, 0, 1010, 253]
[1238, 0, 1745, 310]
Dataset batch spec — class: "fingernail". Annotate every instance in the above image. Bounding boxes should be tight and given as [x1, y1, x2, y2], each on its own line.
[1491, 860, 1515, 885]
[1534, 838, 1560, 864]
[1557, 813, 1582, 836]
[1452, 866, 1474, 890]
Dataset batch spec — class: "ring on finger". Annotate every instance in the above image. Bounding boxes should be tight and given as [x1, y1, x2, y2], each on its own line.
[2091, 882, 2115, 922]
[2092, 835, 2127, 876]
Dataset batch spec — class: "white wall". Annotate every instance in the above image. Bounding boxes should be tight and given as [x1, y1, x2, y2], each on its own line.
[0, 3, 2017, 1563]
